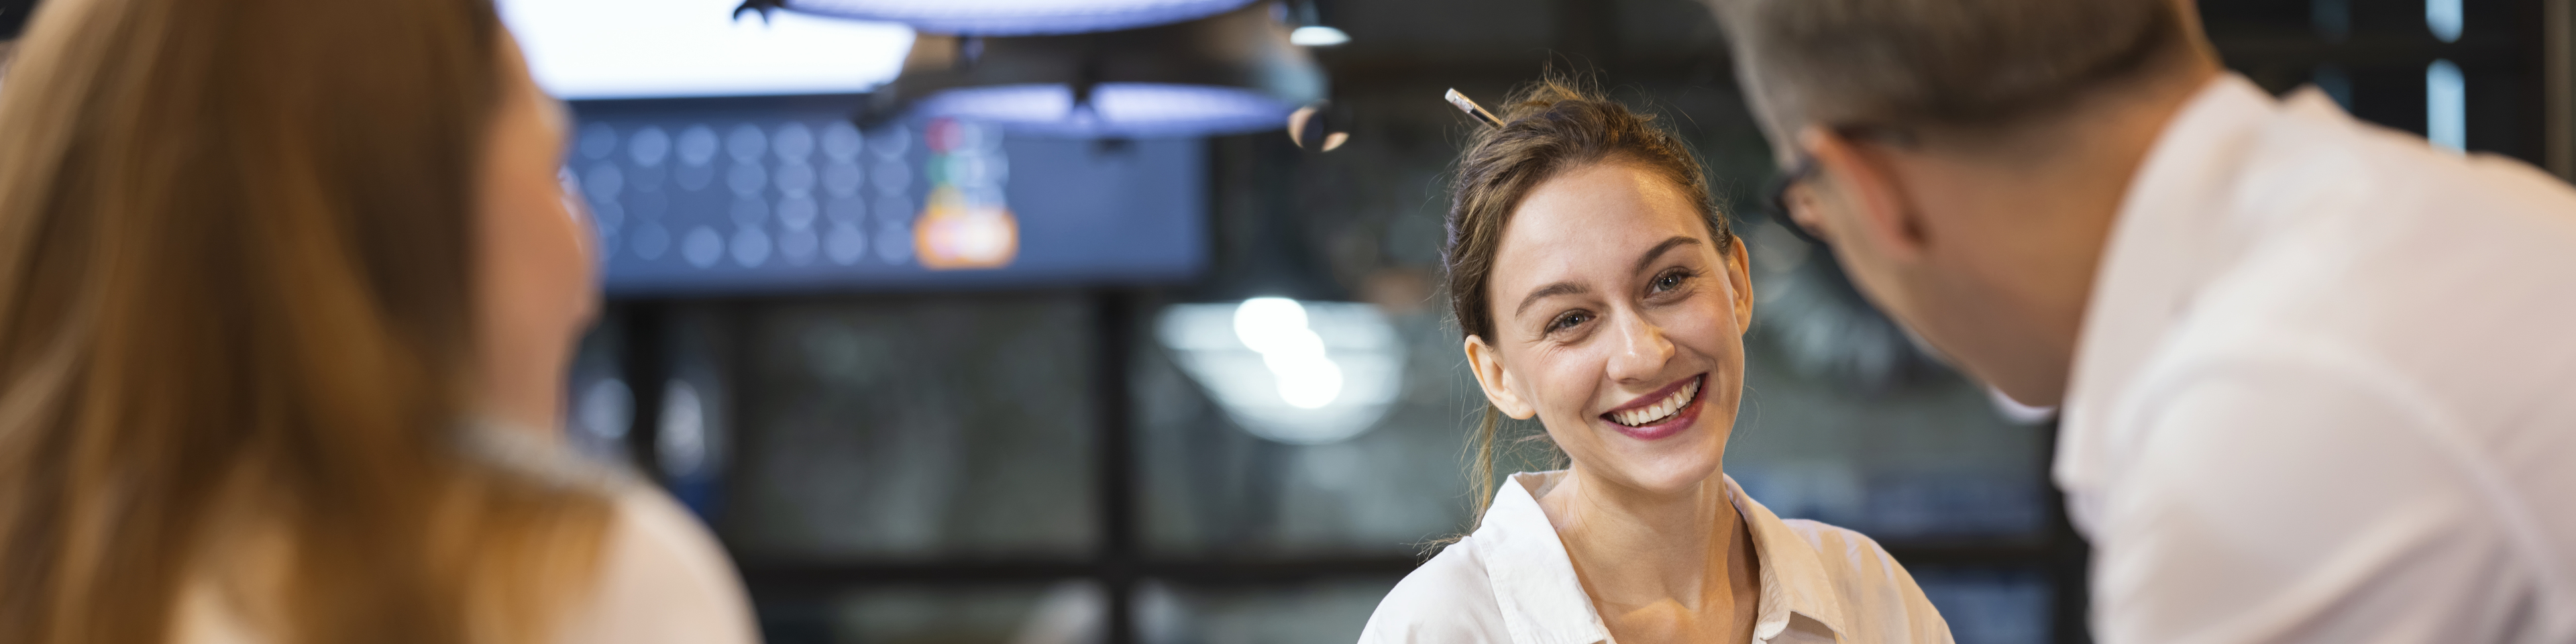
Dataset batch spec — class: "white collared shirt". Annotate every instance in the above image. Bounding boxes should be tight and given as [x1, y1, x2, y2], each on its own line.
[1356, 471, 1951, 643]
[2061, 73, 2576, 643]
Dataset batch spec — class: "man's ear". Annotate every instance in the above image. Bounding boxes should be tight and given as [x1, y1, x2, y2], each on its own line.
[1800, 126, 1929, 262]
[1463, 335, 1537, 420]
[1725, 235, 1754, 334]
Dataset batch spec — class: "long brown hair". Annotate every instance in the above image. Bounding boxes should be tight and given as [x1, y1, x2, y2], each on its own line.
[0, 1, 610, 643]
[1444, 80, 1736, 522]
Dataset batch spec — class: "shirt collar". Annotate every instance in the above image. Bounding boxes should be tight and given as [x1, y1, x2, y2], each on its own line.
[1730, 475, 1849, 641]
[1474, 471, 1848, 643]
[2056, 72, 2355, 531]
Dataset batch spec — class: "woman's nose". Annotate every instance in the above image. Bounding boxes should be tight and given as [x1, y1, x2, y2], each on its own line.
[1603, 312, 1675, 383]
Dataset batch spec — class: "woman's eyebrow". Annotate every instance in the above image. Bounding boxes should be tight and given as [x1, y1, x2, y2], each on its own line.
[1515, 282, 1587, 317]
[1633, 236, 1702, 274]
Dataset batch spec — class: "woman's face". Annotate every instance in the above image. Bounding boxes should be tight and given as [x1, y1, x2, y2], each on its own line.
[474, 35, 596, 428]
[1465, 160, 1753, 495]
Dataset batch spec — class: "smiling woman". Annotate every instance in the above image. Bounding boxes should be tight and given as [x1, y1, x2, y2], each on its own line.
[1356, 83, 1953, 644]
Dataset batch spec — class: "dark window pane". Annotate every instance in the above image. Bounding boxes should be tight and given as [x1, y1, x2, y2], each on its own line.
[1728, 341, 2049, 541]
[726, 294, 1099, 559]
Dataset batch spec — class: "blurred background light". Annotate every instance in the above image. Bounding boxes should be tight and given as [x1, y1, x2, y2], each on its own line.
[1157, 299, 1400, 445]
[2428, 58, 2466, 151]
[660, 380, 711, 478]
[498, 0, 914, 99]
[772, 0, 1256, 36]
[1287, 101, 1350, 151]
[1282, 0, 1346, 46]
[913, 83, 1295, 138]
[2426, 0, 2463, 42]
[1289, 25, 1348, 46]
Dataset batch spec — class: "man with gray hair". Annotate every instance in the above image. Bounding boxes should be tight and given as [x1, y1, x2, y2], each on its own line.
[1706, 0, 2576, 641]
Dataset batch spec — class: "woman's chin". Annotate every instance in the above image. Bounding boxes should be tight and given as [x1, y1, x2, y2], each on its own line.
[1586, 436, 1728, 495]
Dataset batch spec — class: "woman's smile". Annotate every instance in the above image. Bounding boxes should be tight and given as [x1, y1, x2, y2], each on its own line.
[1601, 373, 1707, 440]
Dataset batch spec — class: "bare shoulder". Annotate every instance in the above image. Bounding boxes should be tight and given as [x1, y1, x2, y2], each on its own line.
[1356, 537, 1510, 643]
[555, 484, 761, 644]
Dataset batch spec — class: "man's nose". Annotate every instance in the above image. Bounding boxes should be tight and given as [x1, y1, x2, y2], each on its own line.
[1604, 311, 1675, 383]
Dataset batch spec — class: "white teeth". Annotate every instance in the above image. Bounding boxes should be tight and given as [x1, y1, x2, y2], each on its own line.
[1611, 379, 1700, 427]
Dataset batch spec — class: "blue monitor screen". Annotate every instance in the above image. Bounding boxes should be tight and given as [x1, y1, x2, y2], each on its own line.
[568, 95, 1208, 297]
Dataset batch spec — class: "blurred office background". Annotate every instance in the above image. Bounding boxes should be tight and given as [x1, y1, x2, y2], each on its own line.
[521, 0, 2576, 642]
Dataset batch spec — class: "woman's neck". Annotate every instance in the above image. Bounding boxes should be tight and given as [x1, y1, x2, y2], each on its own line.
[1538, 466, 1762, 641]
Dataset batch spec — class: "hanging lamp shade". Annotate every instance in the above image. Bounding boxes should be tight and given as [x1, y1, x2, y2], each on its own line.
[853, 1, 1324, 138]
[767, 0, 1256, 36]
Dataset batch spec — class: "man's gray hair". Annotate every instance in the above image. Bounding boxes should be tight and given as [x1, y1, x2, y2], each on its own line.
[1705, 0, 2194, 147]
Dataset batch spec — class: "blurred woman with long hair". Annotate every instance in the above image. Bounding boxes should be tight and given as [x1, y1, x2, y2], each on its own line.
[0, 0, 757, 643]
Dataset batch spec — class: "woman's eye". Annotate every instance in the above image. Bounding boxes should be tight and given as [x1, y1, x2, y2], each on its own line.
[1650, 268, 1693, 292]
[1548, 311, 1591, 333]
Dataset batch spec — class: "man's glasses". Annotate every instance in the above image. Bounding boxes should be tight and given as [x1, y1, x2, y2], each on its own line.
[1760, 125, 1914, 249]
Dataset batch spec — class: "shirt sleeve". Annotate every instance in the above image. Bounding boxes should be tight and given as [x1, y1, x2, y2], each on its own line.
[554, 486, 763, 644]
[2089, 358, 2546, 644]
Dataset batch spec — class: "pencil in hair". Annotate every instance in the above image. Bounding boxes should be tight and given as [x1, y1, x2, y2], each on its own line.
[1444, 89, 1505, 128]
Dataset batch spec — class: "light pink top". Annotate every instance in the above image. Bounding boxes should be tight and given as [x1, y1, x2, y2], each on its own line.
[175, 433, 758, 644]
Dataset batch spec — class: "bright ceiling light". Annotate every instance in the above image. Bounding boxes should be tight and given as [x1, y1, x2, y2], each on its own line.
[913, 83, 1293, 138]
[772, 0, 1256, 36]
[1157, 299, 1401, 445]
[1288, 25, 1348, 46]
[498, 0, 914, 99]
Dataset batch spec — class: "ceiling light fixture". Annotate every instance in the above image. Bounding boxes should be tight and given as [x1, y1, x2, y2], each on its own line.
[747, 0, 1256, 36]
[1283, 0, 1346, 46]
[1289, 25, 1348, 46]
[849, 1, 1326, 138]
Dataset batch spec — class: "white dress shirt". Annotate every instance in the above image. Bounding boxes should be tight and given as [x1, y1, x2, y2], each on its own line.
[2060, 72, 2576, 643]
[1357, 471, 1952, 643]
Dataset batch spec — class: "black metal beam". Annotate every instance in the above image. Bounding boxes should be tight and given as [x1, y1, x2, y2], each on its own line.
[619, 301, 671, 483]
[1093, 290, 1142, 643]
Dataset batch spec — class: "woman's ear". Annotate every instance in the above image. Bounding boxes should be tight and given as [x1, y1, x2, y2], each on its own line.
[1463, 335, 1537, 420]
[1801, 125, 1929, 262]
[1726, 235, 1754, 334]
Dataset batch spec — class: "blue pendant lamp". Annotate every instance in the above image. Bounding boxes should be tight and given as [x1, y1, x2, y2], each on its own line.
[757, 0, 1258, 37]
[745, 0, 1327, 138]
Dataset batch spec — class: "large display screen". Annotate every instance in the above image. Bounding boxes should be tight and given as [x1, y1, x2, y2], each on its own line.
[569, 96, 1208, 296]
